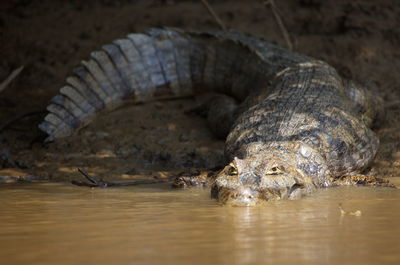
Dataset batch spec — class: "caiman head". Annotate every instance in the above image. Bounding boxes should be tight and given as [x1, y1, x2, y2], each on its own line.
[211, 153, 319, 206]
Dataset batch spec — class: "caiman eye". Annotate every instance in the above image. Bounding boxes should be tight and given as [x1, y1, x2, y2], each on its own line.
[227, 166, 238, 176]
[267, 165, 285, 175]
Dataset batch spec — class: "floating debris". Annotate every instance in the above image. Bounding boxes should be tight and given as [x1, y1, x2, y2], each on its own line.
[339, 203, 362, 217]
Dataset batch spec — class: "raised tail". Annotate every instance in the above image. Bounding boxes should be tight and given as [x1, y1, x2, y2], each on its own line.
[39, 28, 310, 142]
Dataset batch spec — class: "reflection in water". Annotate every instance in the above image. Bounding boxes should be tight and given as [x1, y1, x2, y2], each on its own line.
[0, 182, 399, 265]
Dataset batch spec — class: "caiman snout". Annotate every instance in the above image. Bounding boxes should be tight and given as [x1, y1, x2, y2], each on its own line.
[211, 182, 312, 206]
[211, 185, 261, 206]
[224, 187, 259, 206]
[211, 156, 316, 206]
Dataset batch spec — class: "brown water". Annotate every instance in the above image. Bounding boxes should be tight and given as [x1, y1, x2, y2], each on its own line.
[1, 182, 399, 265]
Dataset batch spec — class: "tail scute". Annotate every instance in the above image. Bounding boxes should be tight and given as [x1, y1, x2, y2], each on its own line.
[59, 85, 95, 114]
[127, 33, 166, 91]
[39, 28, 309, 141]
[39, 113, 73, 141]
[91, 49, 130, 97]
[102, 44, 138, 97]
[66, 76, 105, 110]
[81, 56, 119, 100]
[112, 38, 153, 99]
[145, 28, 193, 95]
[50, 93, 84, 120]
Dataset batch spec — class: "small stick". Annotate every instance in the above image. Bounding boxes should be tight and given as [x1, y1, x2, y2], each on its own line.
[74, 168, 165, 187]
[200, 0, 227, 31]
[0, 66, 24, 94]
[77, 168, 98, 184]
[262, 0, 293, 50]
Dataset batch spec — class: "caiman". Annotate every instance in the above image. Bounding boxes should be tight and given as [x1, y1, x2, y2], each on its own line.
[39, 28, 394, 206]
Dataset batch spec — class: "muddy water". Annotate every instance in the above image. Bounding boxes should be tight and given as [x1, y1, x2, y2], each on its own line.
[0, 182, 399, 265]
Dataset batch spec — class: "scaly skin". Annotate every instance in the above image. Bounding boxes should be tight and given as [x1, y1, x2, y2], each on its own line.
[212, 61, 383, 205]
[38, 28, 390, 205]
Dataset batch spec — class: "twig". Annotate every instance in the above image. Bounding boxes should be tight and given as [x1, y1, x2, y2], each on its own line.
[73, 168, 165, 188]
[0, 110, 46, 133]
[200, 0, 227, 31]
[0, 66, 24, 94]
[262, 0, 293, 50]
[77, 168, 99, 184]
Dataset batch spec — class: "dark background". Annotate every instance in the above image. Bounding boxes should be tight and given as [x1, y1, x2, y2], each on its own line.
[0, 0, 399, 181]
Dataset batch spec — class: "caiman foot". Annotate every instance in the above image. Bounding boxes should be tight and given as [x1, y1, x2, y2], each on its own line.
[333, 174, 396, 188]
[71, 168, 164, 188]
[172, 167, 221, 189]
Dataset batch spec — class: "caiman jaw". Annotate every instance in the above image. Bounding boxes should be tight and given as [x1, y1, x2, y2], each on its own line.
[212, 185, 261, 206]
[210, 155, 319, 206]
[211, 181, 312, 206]
[211, 165, 315, 206]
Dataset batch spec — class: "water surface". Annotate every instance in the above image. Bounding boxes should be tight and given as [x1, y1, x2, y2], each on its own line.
[1, 181, 399, 265]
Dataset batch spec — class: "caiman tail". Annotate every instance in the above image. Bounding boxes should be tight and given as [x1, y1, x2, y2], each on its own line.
[38, 28, 310, 142]
[38, 28, 391, 205]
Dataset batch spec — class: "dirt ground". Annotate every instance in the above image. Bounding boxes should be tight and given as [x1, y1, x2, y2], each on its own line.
[1, 0, 400, 183]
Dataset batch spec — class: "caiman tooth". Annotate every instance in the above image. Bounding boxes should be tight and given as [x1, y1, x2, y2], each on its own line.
[72, 65, 113, 106]
[102, 43, 138, 97]
[113, 38, 153, 100]
[66, 76, 105, 110]
[59, 85, 95, 114]
[127, 33, 167, 93]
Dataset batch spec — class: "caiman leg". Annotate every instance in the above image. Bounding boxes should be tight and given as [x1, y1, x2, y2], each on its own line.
[171, 168, 221, 188]
[197, 89, 273, 139]
[204, 94, 239, 139]
[71, 168, 165, 188]
[332, 174, 396, 188]
[185, 93, 240, 139]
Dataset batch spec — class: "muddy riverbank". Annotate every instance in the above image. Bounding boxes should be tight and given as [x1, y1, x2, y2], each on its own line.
[1, 0, 400, 182]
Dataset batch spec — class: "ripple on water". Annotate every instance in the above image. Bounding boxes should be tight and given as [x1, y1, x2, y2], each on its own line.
[0, 182, 399, 265]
